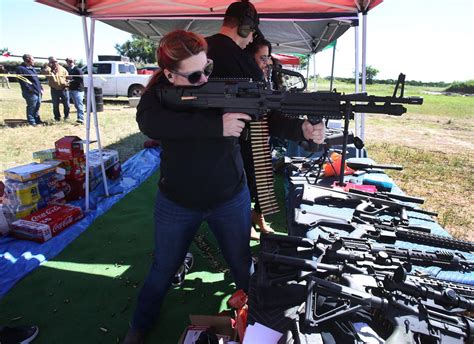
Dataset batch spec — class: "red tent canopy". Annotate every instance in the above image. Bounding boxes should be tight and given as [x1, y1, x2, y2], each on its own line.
[36, 0, 382, 19]
[36, 1, 383, 54]
[272, 54, 300, 66]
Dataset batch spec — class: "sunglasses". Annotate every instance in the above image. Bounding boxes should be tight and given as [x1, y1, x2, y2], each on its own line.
[171, 59, 213, 84]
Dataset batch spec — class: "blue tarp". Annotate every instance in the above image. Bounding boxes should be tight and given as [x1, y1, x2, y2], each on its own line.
[0, 147, 161, 298]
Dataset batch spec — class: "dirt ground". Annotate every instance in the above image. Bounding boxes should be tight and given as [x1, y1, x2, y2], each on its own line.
[365, 113, 474, 155]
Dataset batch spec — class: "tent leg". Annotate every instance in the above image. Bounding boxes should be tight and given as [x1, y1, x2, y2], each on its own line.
[329, 41, 337, 91]
[312, 54, 316, 91]
[360, 12, 368, 144]
[89, 19, 110, 199]
[354, 19, 361, 157]
[82, 17, 110, 211]
[82, 16, 92, 211]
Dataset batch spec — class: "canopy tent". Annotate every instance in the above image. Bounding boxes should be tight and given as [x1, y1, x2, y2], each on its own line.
[272, 53, 300, 66]
[36, 0, 383, 209]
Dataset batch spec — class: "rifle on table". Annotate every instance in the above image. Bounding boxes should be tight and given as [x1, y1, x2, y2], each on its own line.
[292, 211, 474, 252]
[305, 274, 474, 344]
[254, 235, 474, 343]
[261, 232, 474, 273]
[159, 73, 422, 185]
[300, 184, 437, 226]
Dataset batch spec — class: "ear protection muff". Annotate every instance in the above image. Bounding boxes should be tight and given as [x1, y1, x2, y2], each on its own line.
[237, 2, 258, 38]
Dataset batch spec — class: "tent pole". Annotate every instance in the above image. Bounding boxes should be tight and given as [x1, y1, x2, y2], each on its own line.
[360, 12, 367, 145]
[329, 41, 336, 91]
[354, 16, 361, 157]
[313, 54, 316, 91]
[306, 54, 310, 84]
[89, 19, 110, 199]
[82, 16, 92, 210]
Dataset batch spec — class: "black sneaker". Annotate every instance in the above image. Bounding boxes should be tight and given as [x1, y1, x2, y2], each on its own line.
[0, 325, 39, 344]
[171, 252, 194, 287]
[76, 120, 84, 125]
[171, 264, 186, 287]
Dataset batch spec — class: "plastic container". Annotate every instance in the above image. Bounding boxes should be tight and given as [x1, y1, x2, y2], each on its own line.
[4, 179, 40, 206]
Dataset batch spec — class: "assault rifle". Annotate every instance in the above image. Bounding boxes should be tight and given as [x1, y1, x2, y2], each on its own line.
[260, 233, 474, 272]
[254, 234, 474, 343]
[305, 275, 474, 344]
[299, 184, 438, 225]
[159, 73, 422, 185]
[293, 210, 474, 252]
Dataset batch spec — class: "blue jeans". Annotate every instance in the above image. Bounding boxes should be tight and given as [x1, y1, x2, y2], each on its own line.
[132, 186, 252, 331]
[51, 88, 69, 120]
[21, 91, 41, 125]
[69, 90, 84, 122]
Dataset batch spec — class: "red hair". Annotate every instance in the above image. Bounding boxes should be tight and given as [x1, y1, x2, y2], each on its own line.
[145, 30, 208, 91]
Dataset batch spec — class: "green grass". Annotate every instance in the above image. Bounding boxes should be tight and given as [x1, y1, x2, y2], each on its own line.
[367, 142, 473, 239]
[0, 83, 146, 173]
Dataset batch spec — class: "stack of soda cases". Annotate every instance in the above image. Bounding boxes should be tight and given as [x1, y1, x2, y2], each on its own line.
[2, 162, 66, 229]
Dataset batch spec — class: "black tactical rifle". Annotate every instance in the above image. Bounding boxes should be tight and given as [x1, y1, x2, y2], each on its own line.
[305, 274, 474, 344]
[260, 232, 474, 272]
[292, 212, 474, 252]
[159, 73, 422, 185]
[299, 184, 437, 226]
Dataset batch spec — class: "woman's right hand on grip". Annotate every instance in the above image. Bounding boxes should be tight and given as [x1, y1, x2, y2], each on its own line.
[222, 113, 252, 137]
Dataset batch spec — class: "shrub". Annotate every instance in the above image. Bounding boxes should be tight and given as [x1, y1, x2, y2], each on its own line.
[445, 80, 474, 94]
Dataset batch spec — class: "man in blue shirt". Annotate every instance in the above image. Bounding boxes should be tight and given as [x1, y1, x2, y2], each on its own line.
[15, 54, 43, 126]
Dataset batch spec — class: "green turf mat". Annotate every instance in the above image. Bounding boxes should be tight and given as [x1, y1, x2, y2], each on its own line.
[0, 173, 288, 343]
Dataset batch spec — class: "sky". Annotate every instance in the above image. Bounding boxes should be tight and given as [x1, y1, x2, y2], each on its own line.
[1, 0, 473, 83]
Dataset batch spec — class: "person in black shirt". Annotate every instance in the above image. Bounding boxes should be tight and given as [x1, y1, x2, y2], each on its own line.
[206, 1, 325, 239]
[122, 30, 253, 344]
[65, 58, 85, 124]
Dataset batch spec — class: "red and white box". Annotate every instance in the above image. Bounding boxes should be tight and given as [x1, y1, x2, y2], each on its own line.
[55, 136, 84, 160]
[11, 204, 84, 243]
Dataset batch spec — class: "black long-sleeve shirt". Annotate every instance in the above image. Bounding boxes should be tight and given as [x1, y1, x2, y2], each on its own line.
[136, 74, 246, 210]
[67, 65, 84, 91]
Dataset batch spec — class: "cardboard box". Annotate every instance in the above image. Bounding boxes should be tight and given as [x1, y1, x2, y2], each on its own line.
[178, 315, 235, 344]
[4, 163, 58, 182]
[88, 149, 120, 178]
[55, 136, 84, 160]
[11, 204, 83, 242]
[33, 148, 56, 161]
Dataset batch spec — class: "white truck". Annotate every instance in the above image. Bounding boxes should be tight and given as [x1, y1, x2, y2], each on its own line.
[82, 58, 151, 97]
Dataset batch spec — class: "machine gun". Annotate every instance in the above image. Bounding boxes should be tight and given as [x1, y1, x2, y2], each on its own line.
[159, 73, 422, 185]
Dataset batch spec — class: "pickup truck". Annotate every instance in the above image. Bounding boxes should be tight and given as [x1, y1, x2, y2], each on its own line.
[82, 60, 151, 97]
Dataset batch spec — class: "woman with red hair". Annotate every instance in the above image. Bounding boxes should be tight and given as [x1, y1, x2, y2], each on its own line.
[123, 30, 253, 343]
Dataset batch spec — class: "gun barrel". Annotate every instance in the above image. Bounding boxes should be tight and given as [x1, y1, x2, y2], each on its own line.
[346, 162, 403, 171]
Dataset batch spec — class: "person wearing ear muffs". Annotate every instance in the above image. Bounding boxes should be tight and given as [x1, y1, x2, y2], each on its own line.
[206, 0, 326, 240]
